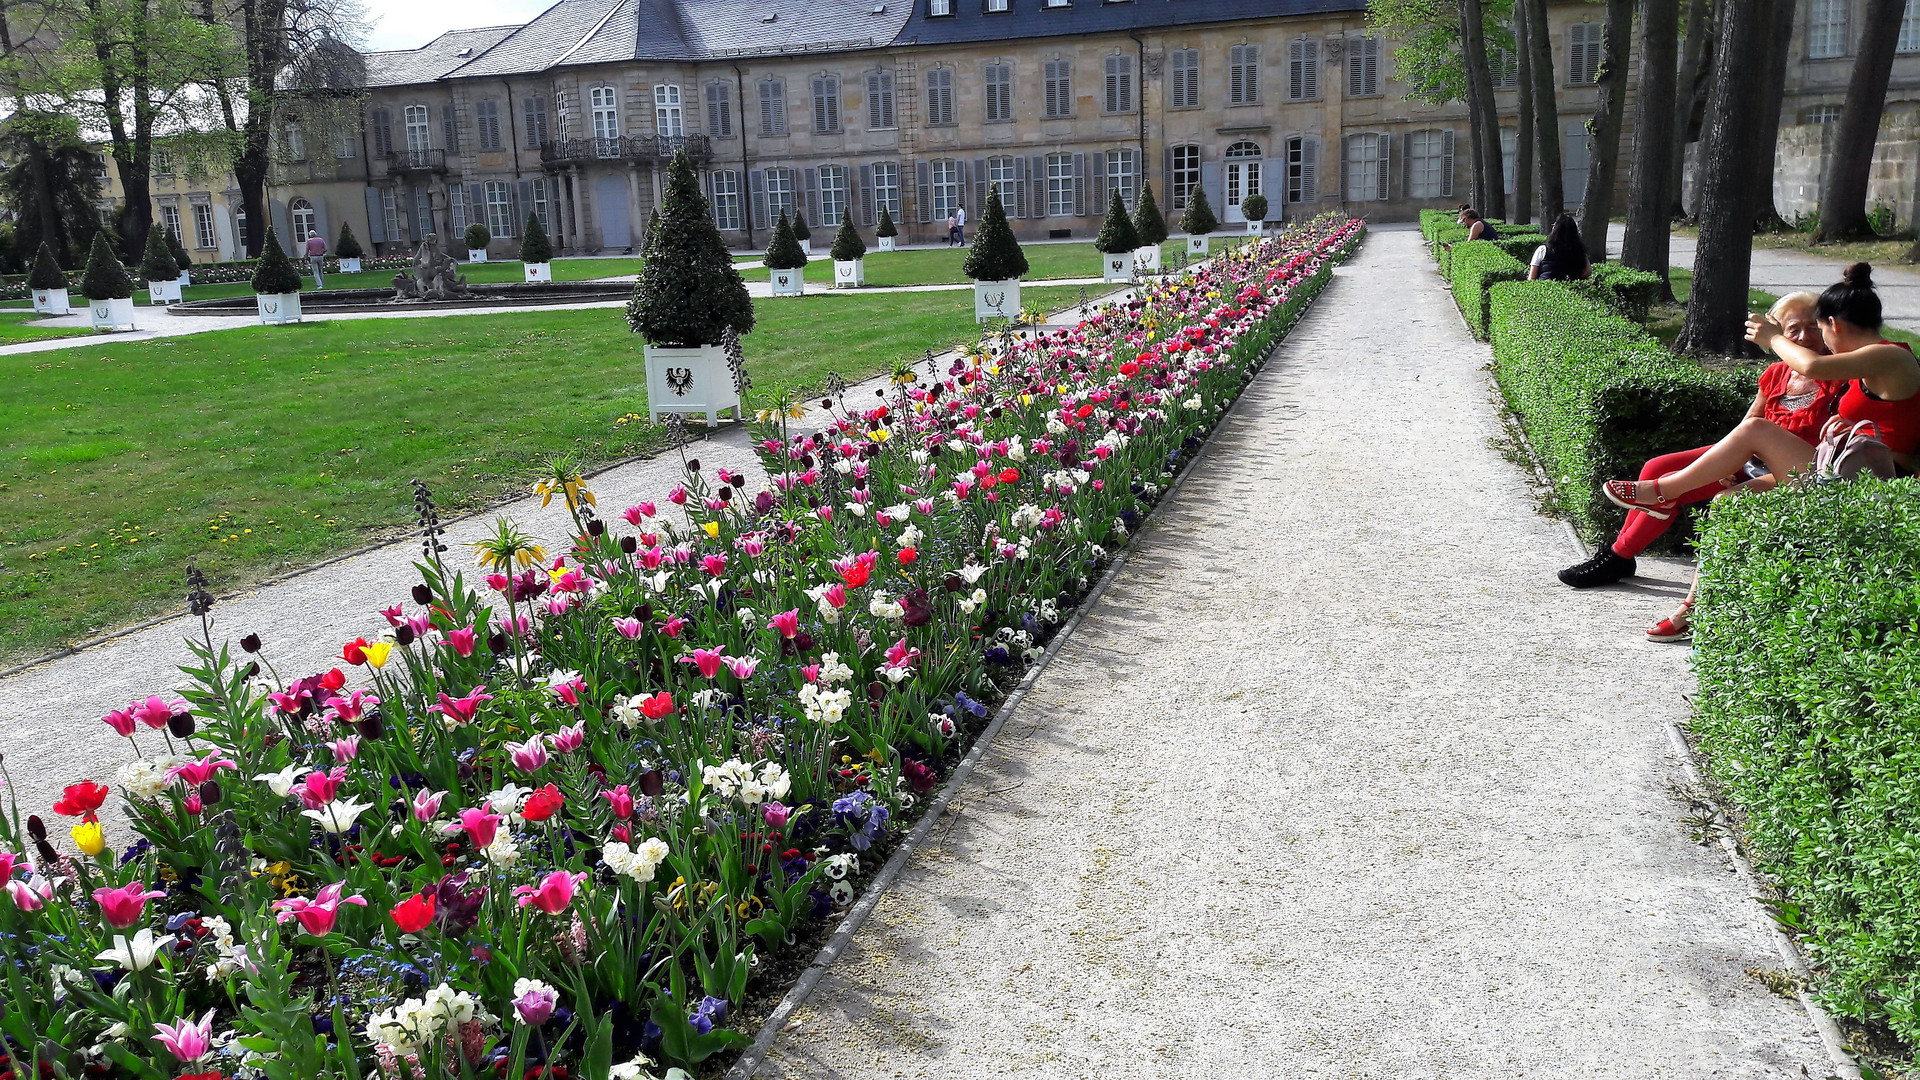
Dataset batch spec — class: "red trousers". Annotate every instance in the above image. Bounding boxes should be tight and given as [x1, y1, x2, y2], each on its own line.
[1610, 446, 1727, 558]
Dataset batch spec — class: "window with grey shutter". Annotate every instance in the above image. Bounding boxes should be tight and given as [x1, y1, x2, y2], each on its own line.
[915, 160, 932, 223]
[1169, 49, 1199, 110]
[860, 163, 875, 224]
[867, 71, 895, 129]
[1348, 36, 1381, 97]
[523, 95, 549, 146]
[1044, 60, 1071, 118]
[759, 79, 787, 136]
[802, 167, 819, 220]
[443, 104, 460, 154]
[1090, 150, 1107, 212]
[479, 100, 505, 151]
[1288, 40, 1318, 101]
[1568, 23, 1602, 85]
[974, 157, 988, 215]
[1072, 151, 1086, 216]
[1441, 129, 1455, 197]
[984, 63, 1012, 123]
[926, 68, 954, 127]
[1229, 44, 1259, 105]
[1103, 55, 1133, 114]
[812, 76, 841, 133]
[370, 108, 393, 156]
[749, 168, 768, 230]
[706, 82, 732, 138]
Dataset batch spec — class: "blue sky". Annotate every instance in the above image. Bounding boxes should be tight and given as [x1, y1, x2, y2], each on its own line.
[363, 0, 554, 51]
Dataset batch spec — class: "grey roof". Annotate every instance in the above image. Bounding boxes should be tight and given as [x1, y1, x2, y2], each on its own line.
[442, 0, 632, 77]
[894, 0, 1366, 46]
[363, 25, 521, 86]
[676, 0, 911, 58]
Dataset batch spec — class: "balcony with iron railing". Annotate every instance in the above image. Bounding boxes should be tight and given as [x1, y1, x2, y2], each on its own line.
[539, 135, 713, 167]
[385, 148, 448, 174]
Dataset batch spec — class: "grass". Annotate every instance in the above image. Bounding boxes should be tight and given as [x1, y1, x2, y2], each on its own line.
[1647, 268, 1920, 353]
[1673, 224, 1916, 269]
[0, 282, 1099, 664]
[0, 311, 96, 342]
[738, 239, 1204, 286]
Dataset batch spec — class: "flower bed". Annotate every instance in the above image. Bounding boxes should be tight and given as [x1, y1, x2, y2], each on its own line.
[0, 216, 1364, 1079]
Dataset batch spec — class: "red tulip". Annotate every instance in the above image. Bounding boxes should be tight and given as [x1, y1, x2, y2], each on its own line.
[53, 781, 109, 821]
[390, 891, 436, 933]
[520, 783, 564, 823]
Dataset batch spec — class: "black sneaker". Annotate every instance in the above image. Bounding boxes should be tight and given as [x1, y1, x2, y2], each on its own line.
[1557, 547, 1636, 588]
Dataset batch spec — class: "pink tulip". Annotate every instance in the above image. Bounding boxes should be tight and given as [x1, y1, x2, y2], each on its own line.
[451, 807, 503, 850]
[100, 707, 138, 737]
[326, 736, 361, 763]
[270, 881, 367, 937]
[406, 613, 434, 638]
[820, 584, 848, 610]
[800, 664, 820, 684]
[152, 1009, 216, 1063]
[0, 851, 15, 883]
[726, 656, 759, 681]
[167, 751, 236, 787]
[667, 485, 688, 505]
[513, 870, 586, 914]
[601, 784, 634, 820]
[486, 573, 512, 594]
[266, 687, 312, 717]
[299, 767, 347, 810]
[701, 554, 727, 578]
[7, 873, 50, 911]
[130, 696, 181, 730]
[768, 609, 800, 639]
[447, 625, 478, 658]
[739, 535, 765, 557]
[94, 881, 167, 929]
[324, 690, 379, 725]
[430, 686, 493, 725]
[660, 617, 688, 638]
[551, 678, 585, 707]
[638, 547, 666, 571]
[683, 648, 726, 679]
[612, 617, 643, 639]
[507, 736, 548, 774]
[514, 982, 560, 1025]
[412, 788, 446, 822]
[763, 802, 790, 829]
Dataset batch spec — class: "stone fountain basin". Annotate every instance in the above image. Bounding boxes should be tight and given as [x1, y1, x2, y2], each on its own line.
[167, 281, 633, 316]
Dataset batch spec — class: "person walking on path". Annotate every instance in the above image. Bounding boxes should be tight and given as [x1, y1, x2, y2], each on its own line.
[955, 205, 967, 245]
[304, 232, 328, 288]
[945, 213, 960, 247]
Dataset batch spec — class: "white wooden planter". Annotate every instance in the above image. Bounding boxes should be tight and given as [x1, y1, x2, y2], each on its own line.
[178, 269, 192, 286]
[525, 262, 552, 282]
[32, 287, 68, 315]
[1247, 219, 1265, 236]
[89, 296, 136, 331]
[877, 236, 896, 252]
[973, 278, 1020, 322]
[468, 249, 488, 263]
[1102, 252, 1133, 282]
[149, 277, 184, 305]
[1134, 245, 1163, 274]
[338, 258, 361, 273]
[833, 259, 864, 288]
[798, 239, 812, 255]
[1187, 235, 1210, 257]
[645, 344, 741, 428]
[256, 291, 302, 325]
[769, 268, 805, 296]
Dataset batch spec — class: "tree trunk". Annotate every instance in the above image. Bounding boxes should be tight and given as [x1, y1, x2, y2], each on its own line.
[1523, 0, 1564, 219]
[1578, 0, 1635, 262]
[1623, 0, 1680, 294]
[1751, 0, 1799, 230]
[1515, 8, 1535, 225]
[1675, 0, 1775, 356]
[1461, 0, 1507, 219]
[1460, 16, 1492, 214]
[1669, 0, 1716, 218]
[1816, 0, 1905, 240]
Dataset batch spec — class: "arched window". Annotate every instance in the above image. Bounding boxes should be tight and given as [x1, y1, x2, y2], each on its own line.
[591, 86, 619, 140]
[290, 197, 316, 240]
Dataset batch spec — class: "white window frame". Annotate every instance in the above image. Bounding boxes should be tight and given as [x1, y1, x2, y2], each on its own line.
[926, 68, 955, 126]
[380, 189, 399, 241]
[1347, 36, 1381, 97]
[656, 84, 683, 137]
[1169, 49, 1200, 110]
[1902, 0, 1920, 53]
[1808, 0, 1848, 58]
[191, 201, 216, 249]
[929, 0, 951, 13]
[530, 177, 549, 230]
[1409, 130, 1450, 199]
[984, 63, 1013, 123]
[1046, 152, 1074, 216]
[872, 161, 901, 219]
[712, 170, 742, 230]
[334, 130, 356, 159]
[1044, 59, 1071, 118]
[810, 76, 840, 134]
[1106, 147, 1137, 207]
[765, 166, 796, 222]
[449, 184, 468, 231]
[1103, 54, 1134, 115]
[402, 106, 429, 152]
[987, 155, 1017, 206]
[1804, 104, 1844, 127]
[818, 164, 849, 225]
[930, 158, 960, 219]
[1230, 43, 1260, 105]
[159, 203, 183, 245]
[1170, 143, 1200, 209]
[290, 198, 316, 239]
[591, 86, 619, 140]
[485, 180, 514, 237]
[986, 0, 1008, 9]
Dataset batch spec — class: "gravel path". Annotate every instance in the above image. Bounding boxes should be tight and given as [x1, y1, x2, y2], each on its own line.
[754, 226, 1832, 1079]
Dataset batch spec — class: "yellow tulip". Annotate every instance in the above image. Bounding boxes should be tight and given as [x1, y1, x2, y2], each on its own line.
[701, 521, 720, 538]
[71, 820, 105, 856]
[361, 641, 394, 668]
[868, 428, 891, 443]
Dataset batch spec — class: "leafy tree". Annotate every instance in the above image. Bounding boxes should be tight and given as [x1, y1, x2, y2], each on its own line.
[28, 241, 68, 290]
[1094, 190, 1140, 253]
[81, 230, 133, 299]
[249, 226, 302, 294]
[0, 114, 110, 268]
[790, 211, 811, 242]
[1131, 181, 1167, 247]
[962, 186, 1027, 281]
[1180, 184, 1218, 236]
[1240, 193, 1269, 224]
[335, 222, 363, 260]
[1370, 0, 1509, 219]
[626, 148, 755, 348]
[1818, 0, 1906, 239]
[829, 208, 866, 262]
[463, 222, 491, 252]
[763, 211, 808, 270]
[875, 206, 898, 239]
[520, 212, 553, 263]
[140, 222, 179, 281]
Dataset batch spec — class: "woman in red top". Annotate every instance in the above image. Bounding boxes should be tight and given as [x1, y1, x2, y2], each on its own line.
[1558, 292, 1841, 591]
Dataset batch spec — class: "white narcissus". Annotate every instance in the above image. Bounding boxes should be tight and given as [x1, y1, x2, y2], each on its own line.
[301, 797, 373, 834]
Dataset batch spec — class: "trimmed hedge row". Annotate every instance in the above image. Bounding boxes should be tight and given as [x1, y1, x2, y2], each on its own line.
[1447, 240, 1528, 339]
[1490, 234, 1548, 264]
[1690, 479, 1920, 1042]
[1486, 280, 1752, 545]
[1578, 263, 1664, 325]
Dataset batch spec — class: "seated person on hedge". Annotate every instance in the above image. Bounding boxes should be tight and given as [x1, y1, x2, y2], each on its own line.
[1559, 291, 1839, 594]
[1454, 206, 1491, 243]
[1528, 215, 1591, 282]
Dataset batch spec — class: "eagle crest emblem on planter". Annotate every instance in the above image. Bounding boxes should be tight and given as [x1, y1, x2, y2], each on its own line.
[665, 367, 694, 396]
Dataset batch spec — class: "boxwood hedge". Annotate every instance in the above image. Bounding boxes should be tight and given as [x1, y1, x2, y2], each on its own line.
[1491, 234, 1548, 264]
[1690, 478, 1920, 1041]
[1486, 280, 1752, 546]
[1447, 241, 1528, 340]
[1578, 263, 1664, 325]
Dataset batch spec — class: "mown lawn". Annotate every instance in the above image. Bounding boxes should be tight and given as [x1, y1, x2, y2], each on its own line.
[0, 311, 95, 342]
[1649, 268, 1920, 352]
[738, 239, 1209, 286]
[0, 283, 1098, 662]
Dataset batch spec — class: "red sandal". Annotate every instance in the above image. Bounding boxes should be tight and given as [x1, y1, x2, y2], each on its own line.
[1647, 600, 1693, 643]
[1602, 478, 1678, 520]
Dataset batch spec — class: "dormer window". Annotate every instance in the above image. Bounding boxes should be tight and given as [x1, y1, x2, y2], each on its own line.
[929, 0, 951, 13]
[986, 0, 1009, 10]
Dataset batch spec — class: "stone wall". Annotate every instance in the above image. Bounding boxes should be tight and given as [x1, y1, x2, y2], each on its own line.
[1770, 112, 1920, 230]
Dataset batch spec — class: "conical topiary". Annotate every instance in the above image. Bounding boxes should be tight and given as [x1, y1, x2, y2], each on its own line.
[81, 231, 134, 299]
[829, 208, 866, 262]
[876, 206, 898, 239]
[1132, 181, 1168, 247]
[520, 212, 553, 263]
[335, 222, 364, 260]
[763, 211, 808, 270]
[250, 227, 303, 295]
[961, 185, 1027, 282]
[140, 225, 179, 282]
[28, 241, 67, 290]
[791, 211, 811, 242]
[1240, 192, 1269, 224]
[626, 148, 755, 348]
[1180, 184, 1218, 236]
[1094, 190, 1141, 254]
[165, 226, 191, 272]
